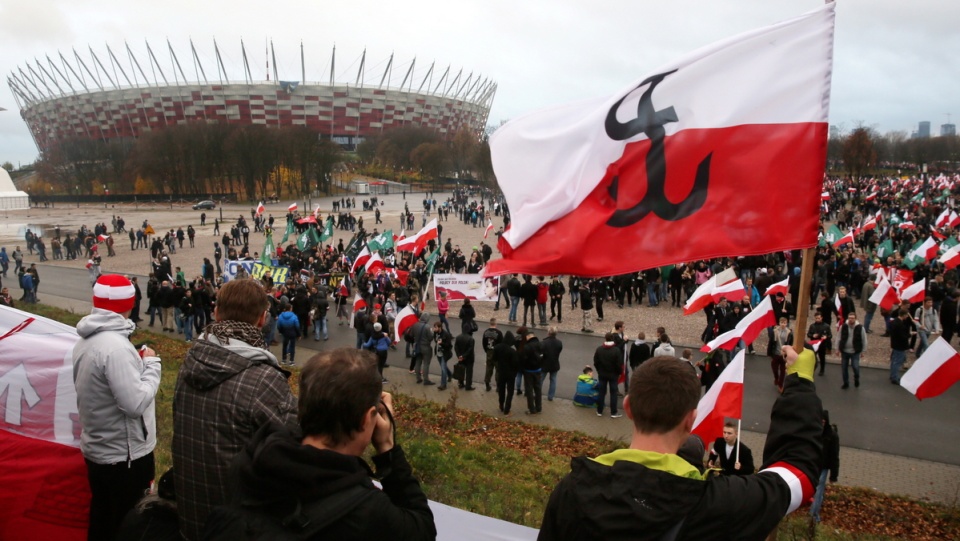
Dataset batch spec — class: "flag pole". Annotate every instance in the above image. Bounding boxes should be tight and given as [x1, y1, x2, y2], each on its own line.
[792, 245, 817, 353]
[735, 419, 742, 466]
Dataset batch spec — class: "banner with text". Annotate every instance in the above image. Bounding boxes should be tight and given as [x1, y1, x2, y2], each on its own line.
[252, 262, 291, 283]
[433, 274, 500, 302]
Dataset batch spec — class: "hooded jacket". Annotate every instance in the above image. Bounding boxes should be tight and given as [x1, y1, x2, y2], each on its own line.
[204, 422, 436, 541]
[539, 373, 823, 541]
[173, 332, 298, 541]
[72, 308, 161, 465]
[493, 332, 520, 378]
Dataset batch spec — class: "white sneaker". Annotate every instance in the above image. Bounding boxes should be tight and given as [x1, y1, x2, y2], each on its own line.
[611, 413, 623, 419]
[597, 412, 603, 417]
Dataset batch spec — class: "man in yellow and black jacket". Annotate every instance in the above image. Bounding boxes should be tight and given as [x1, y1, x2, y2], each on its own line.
[539, 347, 821, 541]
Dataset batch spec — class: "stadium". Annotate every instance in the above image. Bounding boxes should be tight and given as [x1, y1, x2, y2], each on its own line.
[8, 40, 496, 154]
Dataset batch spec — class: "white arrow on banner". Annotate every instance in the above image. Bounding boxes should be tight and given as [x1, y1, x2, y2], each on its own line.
[0, 363, 41, 425]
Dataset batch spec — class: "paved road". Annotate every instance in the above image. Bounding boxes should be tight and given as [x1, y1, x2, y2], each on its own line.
[30, 264, 960, 465]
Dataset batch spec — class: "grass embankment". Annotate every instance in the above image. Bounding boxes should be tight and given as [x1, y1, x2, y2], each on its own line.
[22, 303, 960, 540]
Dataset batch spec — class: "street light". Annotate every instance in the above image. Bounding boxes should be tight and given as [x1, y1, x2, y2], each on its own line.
[76, 185, 79, 208]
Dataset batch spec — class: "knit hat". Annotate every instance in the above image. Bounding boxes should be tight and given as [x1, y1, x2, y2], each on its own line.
[92, 274, 136, 313]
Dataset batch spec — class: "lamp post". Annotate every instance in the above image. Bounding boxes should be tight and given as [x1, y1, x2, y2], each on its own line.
[76, 185, 79, 208]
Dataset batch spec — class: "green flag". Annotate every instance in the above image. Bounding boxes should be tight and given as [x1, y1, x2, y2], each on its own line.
[823, 224, 843, 245]
[903, 239, 926, 269]
[297, 226, 321, 251]
[876, 239, 895, 260]
[262, 231, 275, 266]
[280, 219, 295, 245]
[940, 237, 958, 254]
[344, 233, 367, 261]
[888, 214, 902, 225]
[367, 229, 394, 252]
[424, 247, 441, 278]
[319, 217, 335, 242]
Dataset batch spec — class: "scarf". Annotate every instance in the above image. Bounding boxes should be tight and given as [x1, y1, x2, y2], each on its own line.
[203, 320, 266, 349]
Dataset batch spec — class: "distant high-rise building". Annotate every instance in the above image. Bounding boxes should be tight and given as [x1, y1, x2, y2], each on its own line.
[942, 124, 957, 137]
[918, 121, 931, 138]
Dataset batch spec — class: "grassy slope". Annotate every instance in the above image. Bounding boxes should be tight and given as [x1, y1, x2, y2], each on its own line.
[21, 303, 959, 540]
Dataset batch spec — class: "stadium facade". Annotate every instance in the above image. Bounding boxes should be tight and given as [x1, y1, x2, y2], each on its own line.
[8, 41, 496, 153]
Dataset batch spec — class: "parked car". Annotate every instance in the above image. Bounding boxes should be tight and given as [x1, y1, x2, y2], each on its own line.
[193, 200, 216, 210]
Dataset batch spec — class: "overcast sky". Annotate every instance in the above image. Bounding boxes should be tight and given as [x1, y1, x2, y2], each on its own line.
[1, 0, 958, 167]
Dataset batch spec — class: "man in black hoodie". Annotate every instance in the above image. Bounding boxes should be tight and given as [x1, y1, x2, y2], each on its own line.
[204, 348, 436, 540]
[539, 348, 823, 541]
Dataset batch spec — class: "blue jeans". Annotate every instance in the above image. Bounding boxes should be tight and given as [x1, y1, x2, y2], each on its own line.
[148, 305, 161, 326]
[356, 332, 365, 349]
[537, 304, 547, 325]
[570, 289, 579, 309]
[810, 469, 829, 523]
[841, 351, 860, 386]
[916, 330, 930, 358]
[438, 313, 451, 335]
[509, 297, 520, 321]
[184, 316, 194, 341]
[597, 375, 618, 415]
[646, 283, 659, 306]
[890, 349, 906, 383]
[863, 311, 874, 333]
[282, 336, 296, 362]
[264, 316, 277, 345]
[541, 370, 558, 400]
[174, 308, 183, 333]
[439, 354, 451, 387]
[515, 372, 523, 393]
[313, 316, 328, 340]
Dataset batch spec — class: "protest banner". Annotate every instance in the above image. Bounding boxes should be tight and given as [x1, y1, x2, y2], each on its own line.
[433, 274, 500, 302]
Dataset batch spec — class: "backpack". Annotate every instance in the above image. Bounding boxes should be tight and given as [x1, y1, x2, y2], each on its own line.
[202, 484, 373, 541]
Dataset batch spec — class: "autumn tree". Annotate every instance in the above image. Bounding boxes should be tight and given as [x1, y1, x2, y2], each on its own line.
[841, 126, 877, 179]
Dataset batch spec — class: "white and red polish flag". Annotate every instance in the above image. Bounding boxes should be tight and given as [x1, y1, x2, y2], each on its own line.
[692, 350, 745, 445]
[832, 230, 854, 248]
[482, 5, 835, 277]
[901, 278, 926, 304]
[869, 275, 901, 311]
[256, 201, 265, 216]
[820, 191, 831, 201]
[859, 215, 878, 232]
[710, 279, 747, 304]
[936, 209, 951, 228]
[393, 305, 419, 343]
[350, 246, 372, 275]
[364, 253, 386, 276]
[939, 245, 960, 270]
[899, 221, 916, 230]
[349, 293, 367, 328]
[865, 191, 878, 201]
[912, 237, 939, 262]
[901, 336, 960, 400]
[683, 268, 738, 315]
[808, 338, 824, 352]
[931, 227, 946, 241]
[950, 211, 960, 228]
[484, 221, 494, 239]
[288, 202, 298, 213]
[764, 277, 789, 298]
[701, 296, 776, 353]
[396, 219, 438, 256]
[0, 305, 90, 541]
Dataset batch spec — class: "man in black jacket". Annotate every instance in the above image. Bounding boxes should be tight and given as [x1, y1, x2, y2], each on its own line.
[540, 327, 563, 401]
[593, 333, 623, 418]
[707, 421, 755, 476]
[481, 319, 503, 392]
[520, 275, 538, 327]
[539, 348, 823, 541]
[454, 329, 476, 390]
[520, 330, 544, 414]
[204, 348, 436, 541]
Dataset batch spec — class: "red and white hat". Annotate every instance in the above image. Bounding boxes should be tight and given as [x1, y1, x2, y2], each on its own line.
[92, 274, 136, 313]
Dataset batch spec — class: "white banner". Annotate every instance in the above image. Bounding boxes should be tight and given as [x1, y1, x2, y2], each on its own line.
[433, 274, 500, 302]
[222, 260, 256, 282]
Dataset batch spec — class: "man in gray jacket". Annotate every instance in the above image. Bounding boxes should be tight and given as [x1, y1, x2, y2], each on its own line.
[173, 278, 298, 540]
[73, 274, 161, 541]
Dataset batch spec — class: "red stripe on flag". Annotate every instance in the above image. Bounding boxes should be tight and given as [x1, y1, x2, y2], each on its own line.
[762, 461, 815, 514]
[915, 354, 960, 400]
[486, 123, 825, 277]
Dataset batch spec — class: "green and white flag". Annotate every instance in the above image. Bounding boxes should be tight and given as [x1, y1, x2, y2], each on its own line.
[888, 214, 902, 225]
[876, 239, 895, 260]
[297, 227, 321, 251]
[903, 239, 926, 269]
[262, 231, 275, 266]
[940, 237, 959, 254]
[367, 229, 394, 252]
[280, 219, 295, 245]
[822, 224, 843, 246]
[319, 217, 335, 242]
[424, 247, 441, 278]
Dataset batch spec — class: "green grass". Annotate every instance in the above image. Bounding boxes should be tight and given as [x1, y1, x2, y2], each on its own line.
[18, 303, 960, 540]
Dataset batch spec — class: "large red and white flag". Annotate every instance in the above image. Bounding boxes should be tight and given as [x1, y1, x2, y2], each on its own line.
[484, 221, 494, 239]
[900, 336, 960, 400]
[396, 219, 438, 256]
[859, 215, 877, 232]
[711, 279, 747, 304]
[288, 202, 298, 213]
[764, 277, 789, 298]
[683, 268, 738, 315]
[911, 237, 939, 262]
[256, 201, 265, 216]
[869, 275, 901, 311]
[393, 305, 419, 343]
[0, 305, 89, 541]
[936, 209, 951, 228]
[832, 230, 854, 248]
[692, 350, 745, 445]
[482, 5, 835, 277]
[901, 278, 926, 304]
